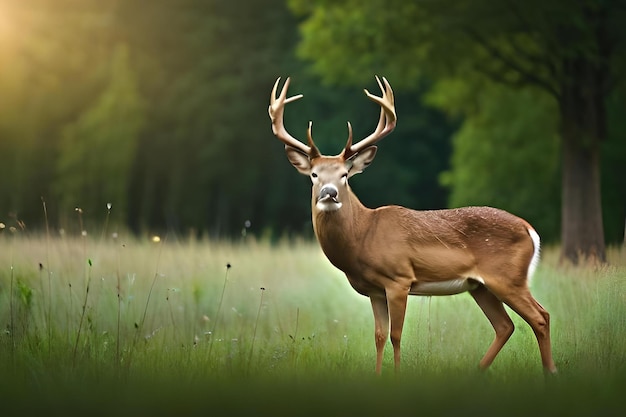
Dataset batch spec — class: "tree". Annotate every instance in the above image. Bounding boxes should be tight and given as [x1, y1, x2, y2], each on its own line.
[0, 0, 119, 228]
[289, 0, 626, 264]
[54, 44, 145, 226]
[118, 0, 311, 236]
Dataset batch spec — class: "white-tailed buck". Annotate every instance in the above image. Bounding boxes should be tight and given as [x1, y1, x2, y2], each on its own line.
[269, 76, 557, 375]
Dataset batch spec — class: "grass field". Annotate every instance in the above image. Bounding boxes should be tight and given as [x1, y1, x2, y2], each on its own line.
[0, 230, 624, 416]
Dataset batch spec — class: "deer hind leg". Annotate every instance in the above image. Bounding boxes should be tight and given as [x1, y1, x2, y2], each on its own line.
[470, 285, 515, 370]
[497, 288, 557, 374]
[369, 293, 389, 374]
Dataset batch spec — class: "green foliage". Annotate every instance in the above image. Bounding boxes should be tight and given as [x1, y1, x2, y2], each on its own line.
[289, 0, 430, 87]
[16, 279, 33, 309]
[0, 0, 121, 219]
[54, 44, 145, 223]
[119, 0, 289, 233]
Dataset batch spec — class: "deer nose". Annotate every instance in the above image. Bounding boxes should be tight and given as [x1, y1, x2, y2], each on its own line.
[319, 185, 338, 201]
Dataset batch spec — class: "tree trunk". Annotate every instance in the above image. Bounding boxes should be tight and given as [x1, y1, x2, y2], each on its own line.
[560, 130, 606, 264]
[559, 57, 607, 265]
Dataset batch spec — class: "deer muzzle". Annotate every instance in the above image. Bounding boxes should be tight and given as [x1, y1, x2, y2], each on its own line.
[316, 184, 342, 211]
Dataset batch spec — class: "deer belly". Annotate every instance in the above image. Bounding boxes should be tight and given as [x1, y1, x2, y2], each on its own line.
[409, 278, 481, 296]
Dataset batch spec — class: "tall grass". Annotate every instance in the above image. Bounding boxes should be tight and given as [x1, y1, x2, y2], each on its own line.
[0, 230, 624, 416]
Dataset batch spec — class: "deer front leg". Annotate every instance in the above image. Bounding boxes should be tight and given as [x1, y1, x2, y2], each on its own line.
[386, 283, 410, 372]
[369, 292, 389, 374]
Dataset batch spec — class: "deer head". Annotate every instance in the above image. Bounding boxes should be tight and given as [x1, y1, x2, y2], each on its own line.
[268, 76, 397, 213]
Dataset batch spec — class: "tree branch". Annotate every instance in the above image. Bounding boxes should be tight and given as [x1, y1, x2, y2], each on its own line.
[473, 61, 529, 90]
[506, 32, 559, 81]
[504, 0, 562, 68]
[464, 27, 560, 99]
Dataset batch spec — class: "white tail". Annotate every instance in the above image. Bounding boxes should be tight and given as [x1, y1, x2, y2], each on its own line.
[269, 76, 557, 375]
[527, 227, 541, 281]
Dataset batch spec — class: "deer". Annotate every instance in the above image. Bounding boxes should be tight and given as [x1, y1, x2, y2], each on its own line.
[268, 76, 557, 375]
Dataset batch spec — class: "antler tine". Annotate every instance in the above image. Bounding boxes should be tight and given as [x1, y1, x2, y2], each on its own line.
[269, 77, 312, 155]
[307, 121, 321, 158]
[345, 121, 353, 150]
[343, 76, 397, 159]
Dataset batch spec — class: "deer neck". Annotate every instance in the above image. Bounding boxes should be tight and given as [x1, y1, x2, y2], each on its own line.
[311, 190, 370, 272]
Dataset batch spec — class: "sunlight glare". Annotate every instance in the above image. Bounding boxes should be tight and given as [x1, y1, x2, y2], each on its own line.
[0, 3, 16, 40]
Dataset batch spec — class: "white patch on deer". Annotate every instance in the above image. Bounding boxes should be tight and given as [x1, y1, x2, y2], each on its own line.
[410, 277, 484, 296]
[316, 198, 342, 212]
[527, 227, 541, 282]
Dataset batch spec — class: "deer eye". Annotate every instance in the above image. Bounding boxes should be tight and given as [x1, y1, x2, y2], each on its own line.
[311, 172, 318, 178]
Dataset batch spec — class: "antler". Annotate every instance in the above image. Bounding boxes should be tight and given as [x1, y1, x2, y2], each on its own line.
[342, 76, 397, 159]
[269, 77, 320, 157]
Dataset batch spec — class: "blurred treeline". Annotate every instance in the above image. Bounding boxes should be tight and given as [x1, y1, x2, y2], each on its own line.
[0, 0, 624, 242]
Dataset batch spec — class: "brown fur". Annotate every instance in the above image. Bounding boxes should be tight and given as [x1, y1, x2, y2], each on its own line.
[303, 155, 557, 375]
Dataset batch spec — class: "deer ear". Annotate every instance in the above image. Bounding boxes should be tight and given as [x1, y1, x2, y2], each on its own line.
[347, 146, 377, 178]
[285, 146, 312, 175]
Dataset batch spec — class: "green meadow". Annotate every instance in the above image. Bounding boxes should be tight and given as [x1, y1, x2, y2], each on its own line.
[1, 231, 624, 416]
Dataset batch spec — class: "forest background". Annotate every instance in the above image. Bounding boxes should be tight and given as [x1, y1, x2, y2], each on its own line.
[1, 0, 625, 261]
